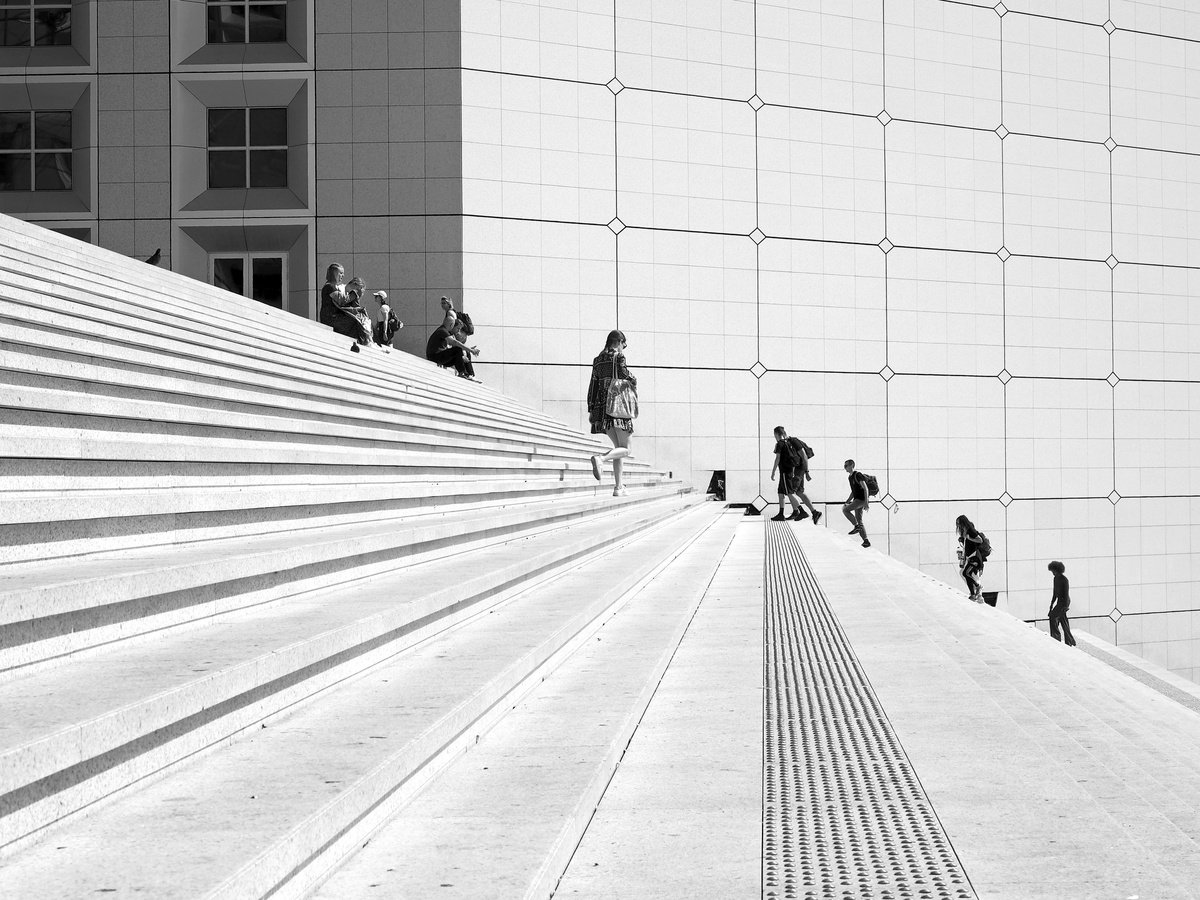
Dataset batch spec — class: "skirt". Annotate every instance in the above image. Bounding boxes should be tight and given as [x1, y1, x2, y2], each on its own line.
[590, 410, 633, 435]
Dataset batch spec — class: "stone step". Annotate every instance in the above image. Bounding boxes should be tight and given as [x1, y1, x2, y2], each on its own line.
[0, 307, 606, 459]
[0, 470, 656, 528]
[0, 345, 606, 463]
[0, 503, 724, 900]
[309, 509, 746, 900]
[0, 243, 565, 433]
[0, 474, 672, 566]
[0, 486, 694, 671]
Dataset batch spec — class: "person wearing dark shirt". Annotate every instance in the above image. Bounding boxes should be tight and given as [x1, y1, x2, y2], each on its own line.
[586, 330, 636, 498]
[1047, 560, 1076, 646]
[843, 459, 870, 548]
[956, 515, 986, 602]
[318, 263, 372, 349]
[425, 323, 478, 377]
[451, 318, 481, 382]
[769, 426, 819, 524]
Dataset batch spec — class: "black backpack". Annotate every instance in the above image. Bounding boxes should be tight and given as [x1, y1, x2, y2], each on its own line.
[977, 531, 992, 560]
[457, 311, 475, 336]
[799, 440, 814, 459]
[779, 438, 804, 470]
[863, 473, 880, 496]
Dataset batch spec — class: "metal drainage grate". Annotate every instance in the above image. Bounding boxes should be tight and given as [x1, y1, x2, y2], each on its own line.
[763, 522, 976, 900]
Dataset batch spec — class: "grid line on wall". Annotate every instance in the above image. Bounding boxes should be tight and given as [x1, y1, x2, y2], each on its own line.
[463, 0, 1200, 681]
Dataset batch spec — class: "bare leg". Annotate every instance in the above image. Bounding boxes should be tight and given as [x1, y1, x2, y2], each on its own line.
[604, 427, 632, 490]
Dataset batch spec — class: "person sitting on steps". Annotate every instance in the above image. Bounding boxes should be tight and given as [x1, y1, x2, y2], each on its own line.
[425, 316, 479, 378]
[318, 263, 372, 350]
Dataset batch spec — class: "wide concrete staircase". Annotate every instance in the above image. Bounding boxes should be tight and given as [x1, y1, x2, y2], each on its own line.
[0, 214, 721, 898]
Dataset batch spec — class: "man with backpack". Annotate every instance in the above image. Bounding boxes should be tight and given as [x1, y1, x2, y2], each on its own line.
[843, 459, 874, 548]
[372, 291, 403, 349]
[769, 426, 820, 524]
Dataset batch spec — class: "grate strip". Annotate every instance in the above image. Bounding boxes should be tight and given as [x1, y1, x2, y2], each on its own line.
[762, 523, 976, 900]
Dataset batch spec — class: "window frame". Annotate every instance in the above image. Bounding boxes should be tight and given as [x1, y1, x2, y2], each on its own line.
[204, 0, 288, 46]
[0, 0, 73, 49]
[210, 251, 289, 309]
[0, 108, 73, 193]
[206, 106, 288, 191]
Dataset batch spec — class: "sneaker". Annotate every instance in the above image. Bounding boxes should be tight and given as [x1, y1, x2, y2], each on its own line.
[790, 510, 809, 521]
[848, 526, 861, 535]
[589, 455, 602, 481]
[770, 512, 787, 521]
[812, 511, 822, 526]
[862, 539, 871, 548]
[613, 487, 627, 498]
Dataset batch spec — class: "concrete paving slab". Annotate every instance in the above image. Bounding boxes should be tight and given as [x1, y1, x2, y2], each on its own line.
[554, 519, 763, 898]
[795, 524, 1200, 900]
[309, 510, 744, 900]
[0, 507, 722, 898]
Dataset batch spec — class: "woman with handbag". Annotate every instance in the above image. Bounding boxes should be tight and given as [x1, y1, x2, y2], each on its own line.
[586, 330, 637, 497]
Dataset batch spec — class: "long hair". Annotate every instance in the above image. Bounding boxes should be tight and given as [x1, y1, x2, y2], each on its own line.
[604, 329, 626, 351]
[325, 263, 343, 284]
[955, 515, 974, 535]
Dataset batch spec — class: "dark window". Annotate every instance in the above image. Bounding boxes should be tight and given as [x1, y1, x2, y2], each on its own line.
[207, 107, 288, 190]
[213, 254, 286, 309]
[0, 1, 72, 47]
[206, 0, 287, 44]
[0, 110, 72, 191]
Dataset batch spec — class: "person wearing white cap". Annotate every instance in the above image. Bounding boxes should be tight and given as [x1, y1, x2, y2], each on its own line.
[373, 290, 402, 348]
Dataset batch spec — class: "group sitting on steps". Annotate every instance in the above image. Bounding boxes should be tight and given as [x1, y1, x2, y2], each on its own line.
[319, 264, 483, 384]
[319, 263, 402, 354]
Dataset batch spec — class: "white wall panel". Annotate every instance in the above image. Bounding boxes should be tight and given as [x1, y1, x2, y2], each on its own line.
[462, 0, 615, 84]
[456, 1, 1200, 684]
[885, 0, 1001, 131]
[886, 248, 1003, 377]
[615, 0, 756, 100]
[756, 0, 883, 115]
[758, 240, 886, 373]
[616, 90, 756, 233]
[1002, 14, 1109, 143]
[1004, 257, 1111, 379]
[886, 121, 1003, 252]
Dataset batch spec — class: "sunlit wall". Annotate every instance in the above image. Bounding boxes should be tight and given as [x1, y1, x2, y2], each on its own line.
[457, 0, 1200, 683]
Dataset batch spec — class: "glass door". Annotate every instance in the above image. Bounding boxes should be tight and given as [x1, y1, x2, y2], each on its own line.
[211, 253, 286, 309]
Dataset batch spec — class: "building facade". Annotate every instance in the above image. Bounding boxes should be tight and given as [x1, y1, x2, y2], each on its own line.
[5, 0, 1200, 685]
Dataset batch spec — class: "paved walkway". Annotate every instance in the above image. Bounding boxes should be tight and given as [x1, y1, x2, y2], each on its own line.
[12, 515, 1200, 899]
[556, 519, 1200, 899]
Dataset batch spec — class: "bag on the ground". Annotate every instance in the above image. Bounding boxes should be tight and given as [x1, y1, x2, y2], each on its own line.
[605, 355, 638, 419]
[977, 531, 992, 560]
[864, 473, 880, 496]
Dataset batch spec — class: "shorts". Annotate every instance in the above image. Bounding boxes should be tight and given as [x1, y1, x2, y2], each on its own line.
[777, 471, 801, 495]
